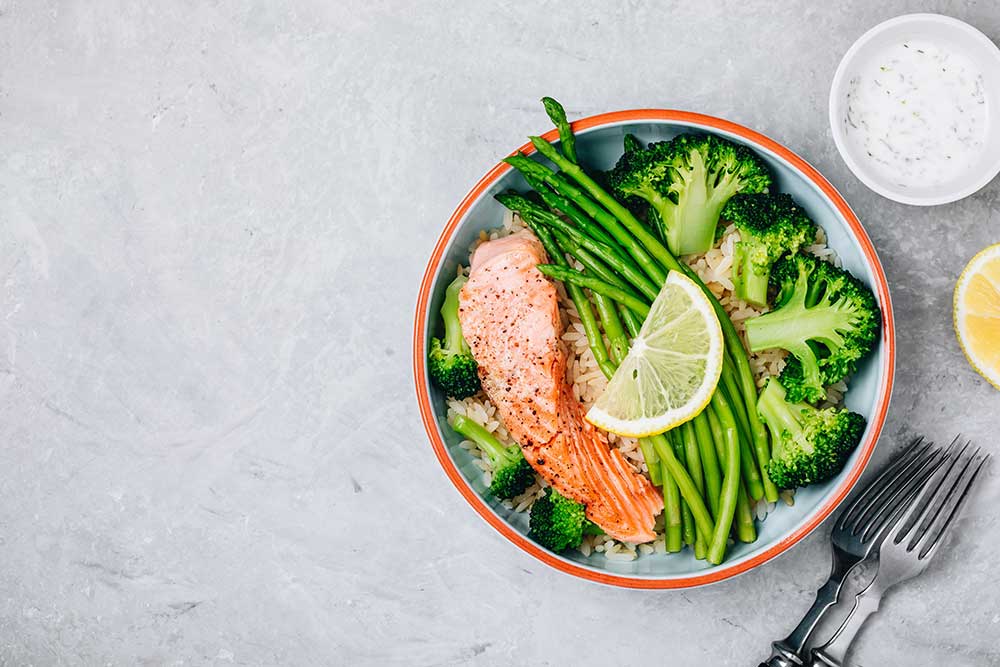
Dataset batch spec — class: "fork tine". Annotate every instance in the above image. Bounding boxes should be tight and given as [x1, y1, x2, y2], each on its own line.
[893, 440, 972, 545]
[917, 454, 990, 559]
[837, 436, 931, 532]
[908, 445, 979, 549]
[857, 443, 946, 543]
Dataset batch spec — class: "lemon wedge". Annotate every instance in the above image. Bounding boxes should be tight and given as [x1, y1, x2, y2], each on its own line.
[954, 243, 1000, 391]
[586, 271, 724, 437]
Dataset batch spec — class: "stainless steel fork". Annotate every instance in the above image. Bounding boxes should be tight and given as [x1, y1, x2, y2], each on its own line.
[759, 438, 945, 667]
[810, 445, 991, 667]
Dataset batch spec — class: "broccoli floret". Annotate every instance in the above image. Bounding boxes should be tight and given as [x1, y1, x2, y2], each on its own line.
[744, 254, 881, 403]
[606, 133, 772, 256]
[622, 133, 645, 154]
[721, 193, 817, 307]
[450, 414, 535, 500]
[528, 488, 602, 551]
[757, 379, 866, 489]
[428, 273, 481, 399]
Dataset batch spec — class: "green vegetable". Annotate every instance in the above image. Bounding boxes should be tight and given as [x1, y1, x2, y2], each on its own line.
[623, 133, 645, 155]
[535, 264, 651, 318]
[541, 96, 578, 164]
[495, 192, 659, 300]
[661, 458, 683, 553]
[518, 215, 618, 379]
[450, 414, 535, 500]
[510, 136, 773, 501]
[528, 487, 602, 551]
[428, 274, 481, 399]
[708, 401, 741, 564]
[721, 193, 817, 307]
[745, 254, 881, 403]
[757, 379, 866, 489]
[606, 134, 773, 256]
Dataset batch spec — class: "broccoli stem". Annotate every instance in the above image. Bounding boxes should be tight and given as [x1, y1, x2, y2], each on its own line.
[660, 459, 683, 553]
[536, 265, 651, 319]
[733, 241, 771, 306]
[441, 274, 470, 354]
[450, 414, 510, 464]
[756, 379, 803, 448]
[693, 412, 722, 518]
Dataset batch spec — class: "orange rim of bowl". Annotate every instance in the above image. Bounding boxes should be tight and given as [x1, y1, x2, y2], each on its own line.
[412, 109, 895, 589]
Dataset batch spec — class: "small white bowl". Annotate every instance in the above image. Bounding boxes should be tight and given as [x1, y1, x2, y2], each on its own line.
[830, 14, 1000, 206]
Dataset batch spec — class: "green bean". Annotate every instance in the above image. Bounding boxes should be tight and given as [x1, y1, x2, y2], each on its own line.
[523, 220, 616, 379]
[639, 438, 662, 486]
[708, 404, 740, 564]
[547, 229, 641, 301]
[712, 390, 764, 501]
[693, 412, 722, 518]
[735, 485, 758, 544]
[708, 405, 757, 544]
[649, 433, 714, 544]
[660, 460, 682, 553]
[523, 173, 627, 257]
[680, 421, 705, 499]
[593, 293, 629, 367]
[536, 265, 651, 319]
[723, 354, 779, 503]
[670, 431, 696, 547]
[534, 213, 660, 300]
[505, 154, 668, 285]
[620, 304, 642, 339]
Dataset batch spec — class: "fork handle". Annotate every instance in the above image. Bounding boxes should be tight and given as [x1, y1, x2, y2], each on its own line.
[758, 561, 851, 666]
[810, 590, 883, 666]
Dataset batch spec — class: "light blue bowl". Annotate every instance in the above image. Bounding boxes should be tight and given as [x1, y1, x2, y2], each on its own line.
[414, 110, 895, 588]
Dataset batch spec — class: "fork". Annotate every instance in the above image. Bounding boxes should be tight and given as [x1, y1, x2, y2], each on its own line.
[810, 445, 991, 667]
[759, 437, 945, 667]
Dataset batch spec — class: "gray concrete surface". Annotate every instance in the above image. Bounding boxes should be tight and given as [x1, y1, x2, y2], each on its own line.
[2, 1, 999, 665]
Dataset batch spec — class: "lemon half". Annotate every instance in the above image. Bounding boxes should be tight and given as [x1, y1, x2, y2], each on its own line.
[954, 243, 1000, 391]
[586, 271, 724, 437]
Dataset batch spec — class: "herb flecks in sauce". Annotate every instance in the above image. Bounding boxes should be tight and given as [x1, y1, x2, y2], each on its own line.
[844, 39, 989, 188]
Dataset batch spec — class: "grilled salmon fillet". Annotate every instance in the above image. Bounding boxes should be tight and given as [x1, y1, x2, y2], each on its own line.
[459, 230, 662, 543]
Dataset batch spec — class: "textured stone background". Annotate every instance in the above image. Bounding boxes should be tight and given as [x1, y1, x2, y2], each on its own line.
[2, 1, 999, 665]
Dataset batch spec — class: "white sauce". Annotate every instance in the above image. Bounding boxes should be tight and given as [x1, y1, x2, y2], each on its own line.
[844, 39, 989, 188]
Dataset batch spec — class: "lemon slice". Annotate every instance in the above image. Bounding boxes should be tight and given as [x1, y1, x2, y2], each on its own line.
[587, 271, 724, 437]
[954, 243, 1000, 391]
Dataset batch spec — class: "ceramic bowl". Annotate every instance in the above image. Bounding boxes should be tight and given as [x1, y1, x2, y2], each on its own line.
[414, 110, 895, 588]
[830, 13, 1000, 206]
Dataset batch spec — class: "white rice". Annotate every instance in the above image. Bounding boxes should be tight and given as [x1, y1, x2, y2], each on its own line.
[449, 210, 844, 560]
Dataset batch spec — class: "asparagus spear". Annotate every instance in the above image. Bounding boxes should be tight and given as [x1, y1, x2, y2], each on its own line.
[536, 265, 651, 318]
